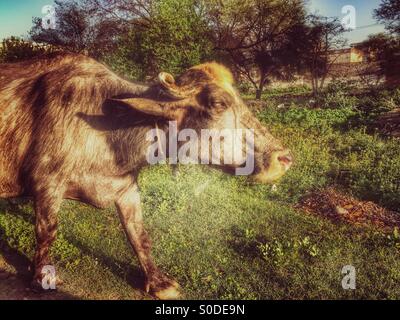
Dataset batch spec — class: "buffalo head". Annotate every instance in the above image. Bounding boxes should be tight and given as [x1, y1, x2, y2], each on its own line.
[113, 62, 293, 183]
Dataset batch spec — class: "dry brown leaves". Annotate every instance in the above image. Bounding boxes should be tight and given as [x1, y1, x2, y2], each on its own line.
[376, 108, 400, 138]
[296, 188, 400, 231]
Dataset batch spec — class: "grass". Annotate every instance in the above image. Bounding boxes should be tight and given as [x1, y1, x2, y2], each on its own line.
[0, 86, 400, 300]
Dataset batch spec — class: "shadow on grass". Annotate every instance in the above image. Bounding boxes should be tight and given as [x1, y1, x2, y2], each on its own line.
[0, 198, 34, 222]
[0, 240, 78, 300]
[227, 226, 266, 260]
[0, 199, 145, 297]
[65, 236, 145, 292]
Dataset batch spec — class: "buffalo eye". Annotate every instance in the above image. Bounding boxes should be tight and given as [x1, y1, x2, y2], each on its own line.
[212, 100, 227, 109]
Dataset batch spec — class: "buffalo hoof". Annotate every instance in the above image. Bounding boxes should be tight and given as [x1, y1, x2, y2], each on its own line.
[147, 275, 181, 300]
[152, 281, 181, 300]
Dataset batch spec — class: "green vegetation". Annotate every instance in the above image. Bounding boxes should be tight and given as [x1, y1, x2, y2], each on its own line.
[256, 93, 400, 210]
[0, 37, 56, 63]
[99, 0, 214, 80]
[1, 86, 399, 299]
[1, 0, 399, 300]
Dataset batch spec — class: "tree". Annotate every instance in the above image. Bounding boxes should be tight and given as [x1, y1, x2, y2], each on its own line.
[375, 0, 400, 35]
[103, 0, 214, 80]
[293, 15, 346, 96]
[356, 33, 400, 88]
[30, 0, 124, 57]
[207, 0, 307, 99]
[361, 0, 400, 88]
[83, 0, 153, 25]
[30, 0, 213, 79]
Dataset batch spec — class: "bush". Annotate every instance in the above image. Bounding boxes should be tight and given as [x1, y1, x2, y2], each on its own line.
[317, 80, 359, 109]
[0, 37, 57, 63]
[238, 82, 253, 95]
[103, 0, 213, 81]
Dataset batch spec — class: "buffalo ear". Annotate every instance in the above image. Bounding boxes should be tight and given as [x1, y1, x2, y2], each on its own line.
[110, 98, 181, 120]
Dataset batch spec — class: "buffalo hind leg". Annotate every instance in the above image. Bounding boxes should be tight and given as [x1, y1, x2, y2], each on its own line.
[31, 191, 62, 291]
[116, 184, 180, 300]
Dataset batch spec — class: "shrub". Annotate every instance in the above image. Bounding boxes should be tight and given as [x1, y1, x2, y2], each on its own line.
[238, 82, 253, 95]
[317, 80, 359, 109]
[0, 37, 57, 63]
[103, 0, 213, 81]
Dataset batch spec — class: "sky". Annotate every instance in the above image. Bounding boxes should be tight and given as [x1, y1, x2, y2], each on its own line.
[0, 0, 54, 40]
[0, 0, 387, 44]
[308, 0, 385, 44]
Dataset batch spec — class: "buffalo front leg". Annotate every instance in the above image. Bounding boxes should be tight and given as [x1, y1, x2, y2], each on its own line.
[115, 184, 180, 300]
[31, 191, 62, 291]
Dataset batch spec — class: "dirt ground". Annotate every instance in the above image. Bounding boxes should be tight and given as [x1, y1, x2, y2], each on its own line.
[296, 188, 400, 231]
[0, 244, 76, 300]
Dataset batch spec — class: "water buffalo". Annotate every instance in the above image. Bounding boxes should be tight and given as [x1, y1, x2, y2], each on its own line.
[0, 53, 292, 299]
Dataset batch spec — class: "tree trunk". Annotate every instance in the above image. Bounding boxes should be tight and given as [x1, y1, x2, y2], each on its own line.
[255, 73, 266, 100]
[312, 74, 319, 97]
[256, 89, 263, 100]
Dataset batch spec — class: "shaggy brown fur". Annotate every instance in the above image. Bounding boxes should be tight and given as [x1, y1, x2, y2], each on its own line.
[0, 53, 291, 299]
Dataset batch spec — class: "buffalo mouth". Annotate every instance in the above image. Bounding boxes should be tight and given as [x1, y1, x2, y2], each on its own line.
[251, 149, 293, 184]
